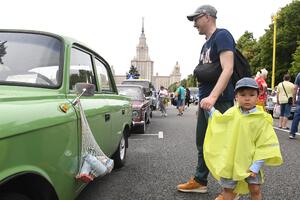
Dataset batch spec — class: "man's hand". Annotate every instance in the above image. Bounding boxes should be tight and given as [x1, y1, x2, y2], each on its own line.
[200, 95, 217, 110]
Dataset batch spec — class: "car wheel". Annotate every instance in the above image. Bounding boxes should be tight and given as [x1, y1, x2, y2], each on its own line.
[0, 193, 31, 200]
[146, 113, 151, 124]
[139, 119, 146, 134]
[112, 133, 126, 169]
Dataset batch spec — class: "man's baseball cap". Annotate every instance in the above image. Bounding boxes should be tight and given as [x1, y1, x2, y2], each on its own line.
[187, 5, 217, 21]
[234, 77, 259, 92]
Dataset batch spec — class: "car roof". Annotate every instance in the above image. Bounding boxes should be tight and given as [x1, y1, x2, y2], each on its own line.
[0, 29, 96, 54]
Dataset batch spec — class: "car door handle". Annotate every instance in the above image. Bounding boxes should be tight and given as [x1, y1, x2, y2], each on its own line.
[122, 109, 125, 115]
[105, 113, 110, 122]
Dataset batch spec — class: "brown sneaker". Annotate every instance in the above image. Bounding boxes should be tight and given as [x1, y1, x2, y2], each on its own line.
[215, 192, 240, 200]
[177, 177, 207, 193]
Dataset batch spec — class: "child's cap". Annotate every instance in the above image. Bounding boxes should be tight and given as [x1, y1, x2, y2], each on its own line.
[234, 77, 259, 92]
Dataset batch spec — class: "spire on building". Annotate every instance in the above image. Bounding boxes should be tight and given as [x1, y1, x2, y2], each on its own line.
[134, 17, 150, 60]
[142, 17, 144, 34]
[131, 17, 153, 82]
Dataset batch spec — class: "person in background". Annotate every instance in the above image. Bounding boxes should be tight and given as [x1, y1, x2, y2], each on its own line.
[289, 72, 300, 139]
[175, 81, 185, 116]
[204, 77, 283, 200]
[158, 86, 169, 117]
[255, 68, 268, 108]
[177, 4, 236, 200]
[276, 74, 294, 129]
[185, 87, 191, 108]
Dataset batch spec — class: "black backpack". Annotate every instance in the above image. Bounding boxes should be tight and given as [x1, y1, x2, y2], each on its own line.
[193, 29, 252, 85]
[193, 49, 251, 85]
[232, 49, 252, 85]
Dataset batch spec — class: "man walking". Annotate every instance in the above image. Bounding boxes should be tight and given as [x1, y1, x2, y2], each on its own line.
[177, 4, 236, 200]
[289, 72, 300, 139]
[175, 81, 185, 116]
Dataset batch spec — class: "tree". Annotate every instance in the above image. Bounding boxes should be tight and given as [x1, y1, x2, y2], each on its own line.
[186, 74, 197, 87]
[289, 41, 300, 77]
[126, 65, 140, 79]
[0, 41, 7, 64]
[236, 31, 258, 75]
[256, 0, 300, 84]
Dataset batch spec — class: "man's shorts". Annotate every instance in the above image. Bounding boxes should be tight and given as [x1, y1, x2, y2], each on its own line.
[280, 103, 292, 117]
[219, 173, 262, 189]
[177, 99, 184, 107]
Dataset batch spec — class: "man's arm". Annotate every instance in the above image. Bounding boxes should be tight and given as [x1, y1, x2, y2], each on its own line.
[200, 50, 234, 110]
[293, 84, 298, 105]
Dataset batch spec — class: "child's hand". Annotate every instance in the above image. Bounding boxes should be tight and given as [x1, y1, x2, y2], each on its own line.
[248, 171, 257, 177]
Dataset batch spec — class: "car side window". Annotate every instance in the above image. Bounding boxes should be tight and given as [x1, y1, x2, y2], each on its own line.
[94, 58, 113, 93]
[69, 47, 97, 91]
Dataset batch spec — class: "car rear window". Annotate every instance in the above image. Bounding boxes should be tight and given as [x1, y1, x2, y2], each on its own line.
[0, 32, 62, 88]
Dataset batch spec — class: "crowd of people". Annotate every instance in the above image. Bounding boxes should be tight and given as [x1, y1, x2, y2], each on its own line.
[157, 82, 195, 117]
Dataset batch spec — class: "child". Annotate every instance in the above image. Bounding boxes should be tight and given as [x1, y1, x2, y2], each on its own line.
[204, 77, 283, 200]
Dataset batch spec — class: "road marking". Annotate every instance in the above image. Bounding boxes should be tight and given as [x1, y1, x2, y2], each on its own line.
[274, 127, 300, 136]
[129, 138, 144, 141]
[158, 131, 163, 139]
[143, 134, 158, 136]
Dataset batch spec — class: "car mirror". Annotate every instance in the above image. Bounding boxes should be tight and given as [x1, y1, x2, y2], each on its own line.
[75, 83, 95, 96]
[70, 83, 96, 106]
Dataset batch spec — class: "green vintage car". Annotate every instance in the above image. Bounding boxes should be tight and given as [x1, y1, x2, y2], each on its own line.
[0, 30, 132, 200]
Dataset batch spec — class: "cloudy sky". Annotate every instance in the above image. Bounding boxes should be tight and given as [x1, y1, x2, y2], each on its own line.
[2, 0, 293, 79]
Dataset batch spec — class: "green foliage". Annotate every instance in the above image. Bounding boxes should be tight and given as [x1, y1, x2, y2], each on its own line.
[234, 1, 300, 85]
[289, 41, 300, 77]
[168, 82, 177, 92]
[236, 31, 258, 75]
[0, 41, 7, 64]
[187, 74, 197, 87]
[257, 0, 300, 84]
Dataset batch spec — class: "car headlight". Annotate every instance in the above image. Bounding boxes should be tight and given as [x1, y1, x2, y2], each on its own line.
[132, 110, 140, 118]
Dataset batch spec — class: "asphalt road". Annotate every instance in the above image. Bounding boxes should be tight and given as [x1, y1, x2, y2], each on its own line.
[77, 104, 300, 200]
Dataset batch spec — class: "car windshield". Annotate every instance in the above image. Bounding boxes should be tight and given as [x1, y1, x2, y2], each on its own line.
[118, 86, 144, 100]
[0, 32, 62, 88]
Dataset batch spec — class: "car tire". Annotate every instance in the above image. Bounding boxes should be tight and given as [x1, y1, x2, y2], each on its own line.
[112, 134, 126, 169]
[139, 119, 146, 134]
[0, 193, 31, 200]
[146, 114, 151, 124]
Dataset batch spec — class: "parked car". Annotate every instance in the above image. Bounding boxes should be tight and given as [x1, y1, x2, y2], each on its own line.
[117, 85, 151, 133]
[121, 79, 157, 110]
[189, 87, 199, 104]
[265, 88, 295, 119]
[0, 30, 132, 200]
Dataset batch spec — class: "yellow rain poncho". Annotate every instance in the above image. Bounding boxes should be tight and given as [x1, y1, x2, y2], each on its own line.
[204, 106, 283, 194]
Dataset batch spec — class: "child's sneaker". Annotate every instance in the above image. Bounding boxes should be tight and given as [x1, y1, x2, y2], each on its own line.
[177, 177, 207, 193]
[215, 192, 240, 200]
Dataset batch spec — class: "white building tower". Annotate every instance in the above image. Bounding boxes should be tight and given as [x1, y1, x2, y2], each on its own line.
[131, 18, 154, 82]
